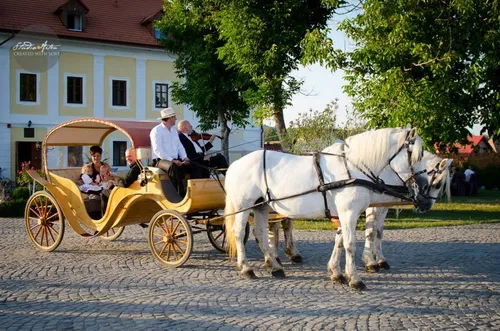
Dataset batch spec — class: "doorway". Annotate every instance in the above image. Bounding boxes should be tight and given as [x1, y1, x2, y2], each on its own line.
[16, 141, 42, 172]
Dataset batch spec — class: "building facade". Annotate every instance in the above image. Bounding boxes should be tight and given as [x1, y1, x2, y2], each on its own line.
[0, 0, 261, 179]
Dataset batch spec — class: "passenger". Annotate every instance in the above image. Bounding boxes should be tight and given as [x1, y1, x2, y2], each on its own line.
[122, 147, 141, 188]
[177, 120, 228, 178]
[86, 145, 109, 181]
[149, 108, 190, 195]
[79, 164, 102, 193]
[99, 164, 117, 190]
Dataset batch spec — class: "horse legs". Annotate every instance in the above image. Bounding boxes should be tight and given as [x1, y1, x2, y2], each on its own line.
[253, 208, 285, 278]
[327, 227, 347, 284]
[233, 210, 257, 279]
[265, 221, 280, 264]
[363, 207, 379, 273]
[373, 208, 390, 270]
[339, 210, 366, 290]
[281, 218, 303, 263]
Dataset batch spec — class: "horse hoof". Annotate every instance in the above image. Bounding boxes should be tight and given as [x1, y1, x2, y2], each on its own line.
[290, 255, 303, 264]
[350, 281, 367, 290]
[271, 269, 286, 278]
[242, 270, 258, 279]
[378, 261, 391, 270]
[331, 274, 347, 284]
[366, 264, 380, 273]
[276, 257, 282, 266]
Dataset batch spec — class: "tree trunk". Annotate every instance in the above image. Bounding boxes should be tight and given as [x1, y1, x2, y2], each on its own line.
[216, 102, 230, 162]
[273, 106, 289, 151]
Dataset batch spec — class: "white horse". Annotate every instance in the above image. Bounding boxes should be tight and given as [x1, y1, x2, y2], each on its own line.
[267, 151, 452, 270]
[224, 127, 431, 289]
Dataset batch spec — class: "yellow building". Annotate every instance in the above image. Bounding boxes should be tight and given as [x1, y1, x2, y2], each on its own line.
[0, 0, 261, 179]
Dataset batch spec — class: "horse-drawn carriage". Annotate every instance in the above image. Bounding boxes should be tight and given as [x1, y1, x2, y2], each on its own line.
[24, 117, 242, 267]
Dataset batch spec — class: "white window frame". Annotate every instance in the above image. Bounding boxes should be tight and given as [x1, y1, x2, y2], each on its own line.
[109, 76, 130, 110]
[16, 69, 40, 106]
[68, 14, 83, 32]
[64, 73, 86, 107]
[152, 80, 172, 111]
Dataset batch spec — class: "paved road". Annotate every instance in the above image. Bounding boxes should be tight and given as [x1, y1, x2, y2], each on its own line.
[0, 218, 499, 330]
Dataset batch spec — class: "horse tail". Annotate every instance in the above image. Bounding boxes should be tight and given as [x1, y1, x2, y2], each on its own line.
[224, 196, 237, 258]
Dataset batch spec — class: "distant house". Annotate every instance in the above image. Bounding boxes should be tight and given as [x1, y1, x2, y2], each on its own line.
[454, 136, 494, 155]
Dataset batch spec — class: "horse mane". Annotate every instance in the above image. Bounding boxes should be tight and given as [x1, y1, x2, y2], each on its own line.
[423, 151, 451, 202]
[342, 128, 408, 175]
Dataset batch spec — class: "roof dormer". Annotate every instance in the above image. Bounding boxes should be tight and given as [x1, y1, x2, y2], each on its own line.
[141, 10, 164, 41]
[54, 0, 89, 32]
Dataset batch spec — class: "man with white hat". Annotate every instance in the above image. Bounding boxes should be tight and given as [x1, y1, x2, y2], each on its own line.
[150, 107, 190, 195]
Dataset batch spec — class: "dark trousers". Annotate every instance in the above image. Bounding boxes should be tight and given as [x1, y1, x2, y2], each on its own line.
[209, 153, 229, 176]
[156, 159, 186, 195]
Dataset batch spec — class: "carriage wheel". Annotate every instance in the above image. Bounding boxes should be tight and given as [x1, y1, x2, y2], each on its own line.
[148, 210, 193, 268]
[207, 221, 250, 253]
[100, 226, 125, 241]
[25, 191, 65, 252]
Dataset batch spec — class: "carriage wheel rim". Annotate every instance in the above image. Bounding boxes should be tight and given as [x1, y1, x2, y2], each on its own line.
[149, 211, 192, 267]
[25, 192, 64, 251]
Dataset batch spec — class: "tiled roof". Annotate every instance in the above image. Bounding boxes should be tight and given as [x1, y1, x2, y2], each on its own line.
[0, 0, 163, 47]
[455, 136, 489, 154]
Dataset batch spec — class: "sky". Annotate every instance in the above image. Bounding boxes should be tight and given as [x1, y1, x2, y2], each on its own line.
[282, 14, 357, 128]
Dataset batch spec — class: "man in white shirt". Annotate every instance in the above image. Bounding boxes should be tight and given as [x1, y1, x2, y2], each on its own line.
[150, 108, 189, 194]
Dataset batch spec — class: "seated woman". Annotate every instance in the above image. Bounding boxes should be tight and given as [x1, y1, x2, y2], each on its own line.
[79, 164, 102, 193]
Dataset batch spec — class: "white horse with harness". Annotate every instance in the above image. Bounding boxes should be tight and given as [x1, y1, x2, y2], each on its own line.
[224, 127, 431, 289]
[268, 151, 452, 272]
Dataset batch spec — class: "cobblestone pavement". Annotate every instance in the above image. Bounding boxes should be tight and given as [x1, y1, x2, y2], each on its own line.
[0, 218, 499, 330]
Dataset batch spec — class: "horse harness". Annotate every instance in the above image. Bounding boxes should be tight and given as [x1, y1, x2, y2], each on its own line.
[262, 132, 423, 219]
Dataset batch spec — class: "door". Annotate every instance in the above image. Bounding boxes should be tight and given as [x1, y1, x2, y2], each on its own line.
[16, 141, 42, 171]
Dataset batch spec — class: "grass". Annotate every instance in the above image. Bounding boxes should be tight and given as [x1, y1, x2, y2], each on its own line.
[292, 189, 500, 231]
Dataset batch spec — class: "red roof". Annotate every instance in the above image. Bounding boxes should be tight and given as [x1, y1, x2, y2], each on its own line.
[0, 0, 163, 47]
[455, 136, 489, 154]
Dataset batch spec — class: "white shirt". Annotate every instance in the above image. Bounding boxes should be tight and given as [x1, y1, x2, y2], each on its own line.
[150, 123, 187, 161]
[464, 169, 475, 182]
[182, 132, 203, 154]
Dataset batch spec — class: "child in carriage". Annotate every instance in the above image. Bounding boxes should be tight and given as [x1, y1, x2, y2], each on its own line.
[79, 164, 102, 193]
[99, 164, 118, 190]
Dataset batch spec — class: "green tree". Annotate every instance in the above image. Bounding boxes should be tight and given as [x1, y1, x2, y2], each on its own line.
[340, 0, 500, 147]
[285, 100, 365, 152]
[157, 0, 256, 159]
[217, 0, 343, 150]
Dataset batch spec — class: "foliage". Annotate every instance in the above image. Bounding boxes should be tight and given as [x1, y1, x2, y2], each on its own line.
[156, 0, 256, 158]
[263, 125, 278, 142]
[283, 100, 366, 153]
[476, 165, 500, 189]
[0, 199, 26, 217]
[16, 161, 45, 189]
[216, 0, 343, 149]
[339, 0, 500, 148]
[293, 189, 500, 230]
[11, 187, 30, 200]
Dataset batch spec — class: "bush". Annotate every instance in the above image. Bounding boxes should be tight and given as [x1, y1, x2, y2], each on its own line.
[11, 187, 30, 200]
[476, 166, 500, 189]
[0, 199, 27, 217]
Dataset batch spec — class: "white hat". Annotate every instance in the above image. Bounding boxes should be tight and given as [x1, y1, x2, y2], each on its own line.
[157, 107, 176, 120]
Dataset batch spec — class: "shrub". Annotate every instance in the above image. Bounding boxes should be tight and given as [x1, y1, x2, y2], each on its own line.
[11, 186, 30, 200]
[476, 166, 500, 189]
[0, 199, 27, 217]
[16, 161, 45, 187]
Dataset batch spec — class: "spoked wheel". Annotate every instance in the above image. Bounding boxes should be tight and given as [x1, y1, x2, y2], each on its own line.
[148, 210, 193, 267]
[207, 221, 250, 253]
[25, 191, 65, 252]
[100, 226, 125, 241]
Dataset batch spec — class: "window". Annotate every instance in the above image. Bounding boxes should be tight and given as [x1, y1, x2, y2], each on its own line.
[67, 76, 83, 104]
[154, 28, 165, 40]
[68, 146, 83, 167]
[20, 73, 37, 102]
[68, 14, 83, 31]
[112, 80, 127, 107]
[155, 83, 168, 108]
[113, 141, 127, 166]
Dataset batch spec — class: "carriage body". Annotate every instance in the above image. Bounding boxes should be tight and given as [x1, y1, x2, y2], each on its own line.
[24, 117, 230, 267]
